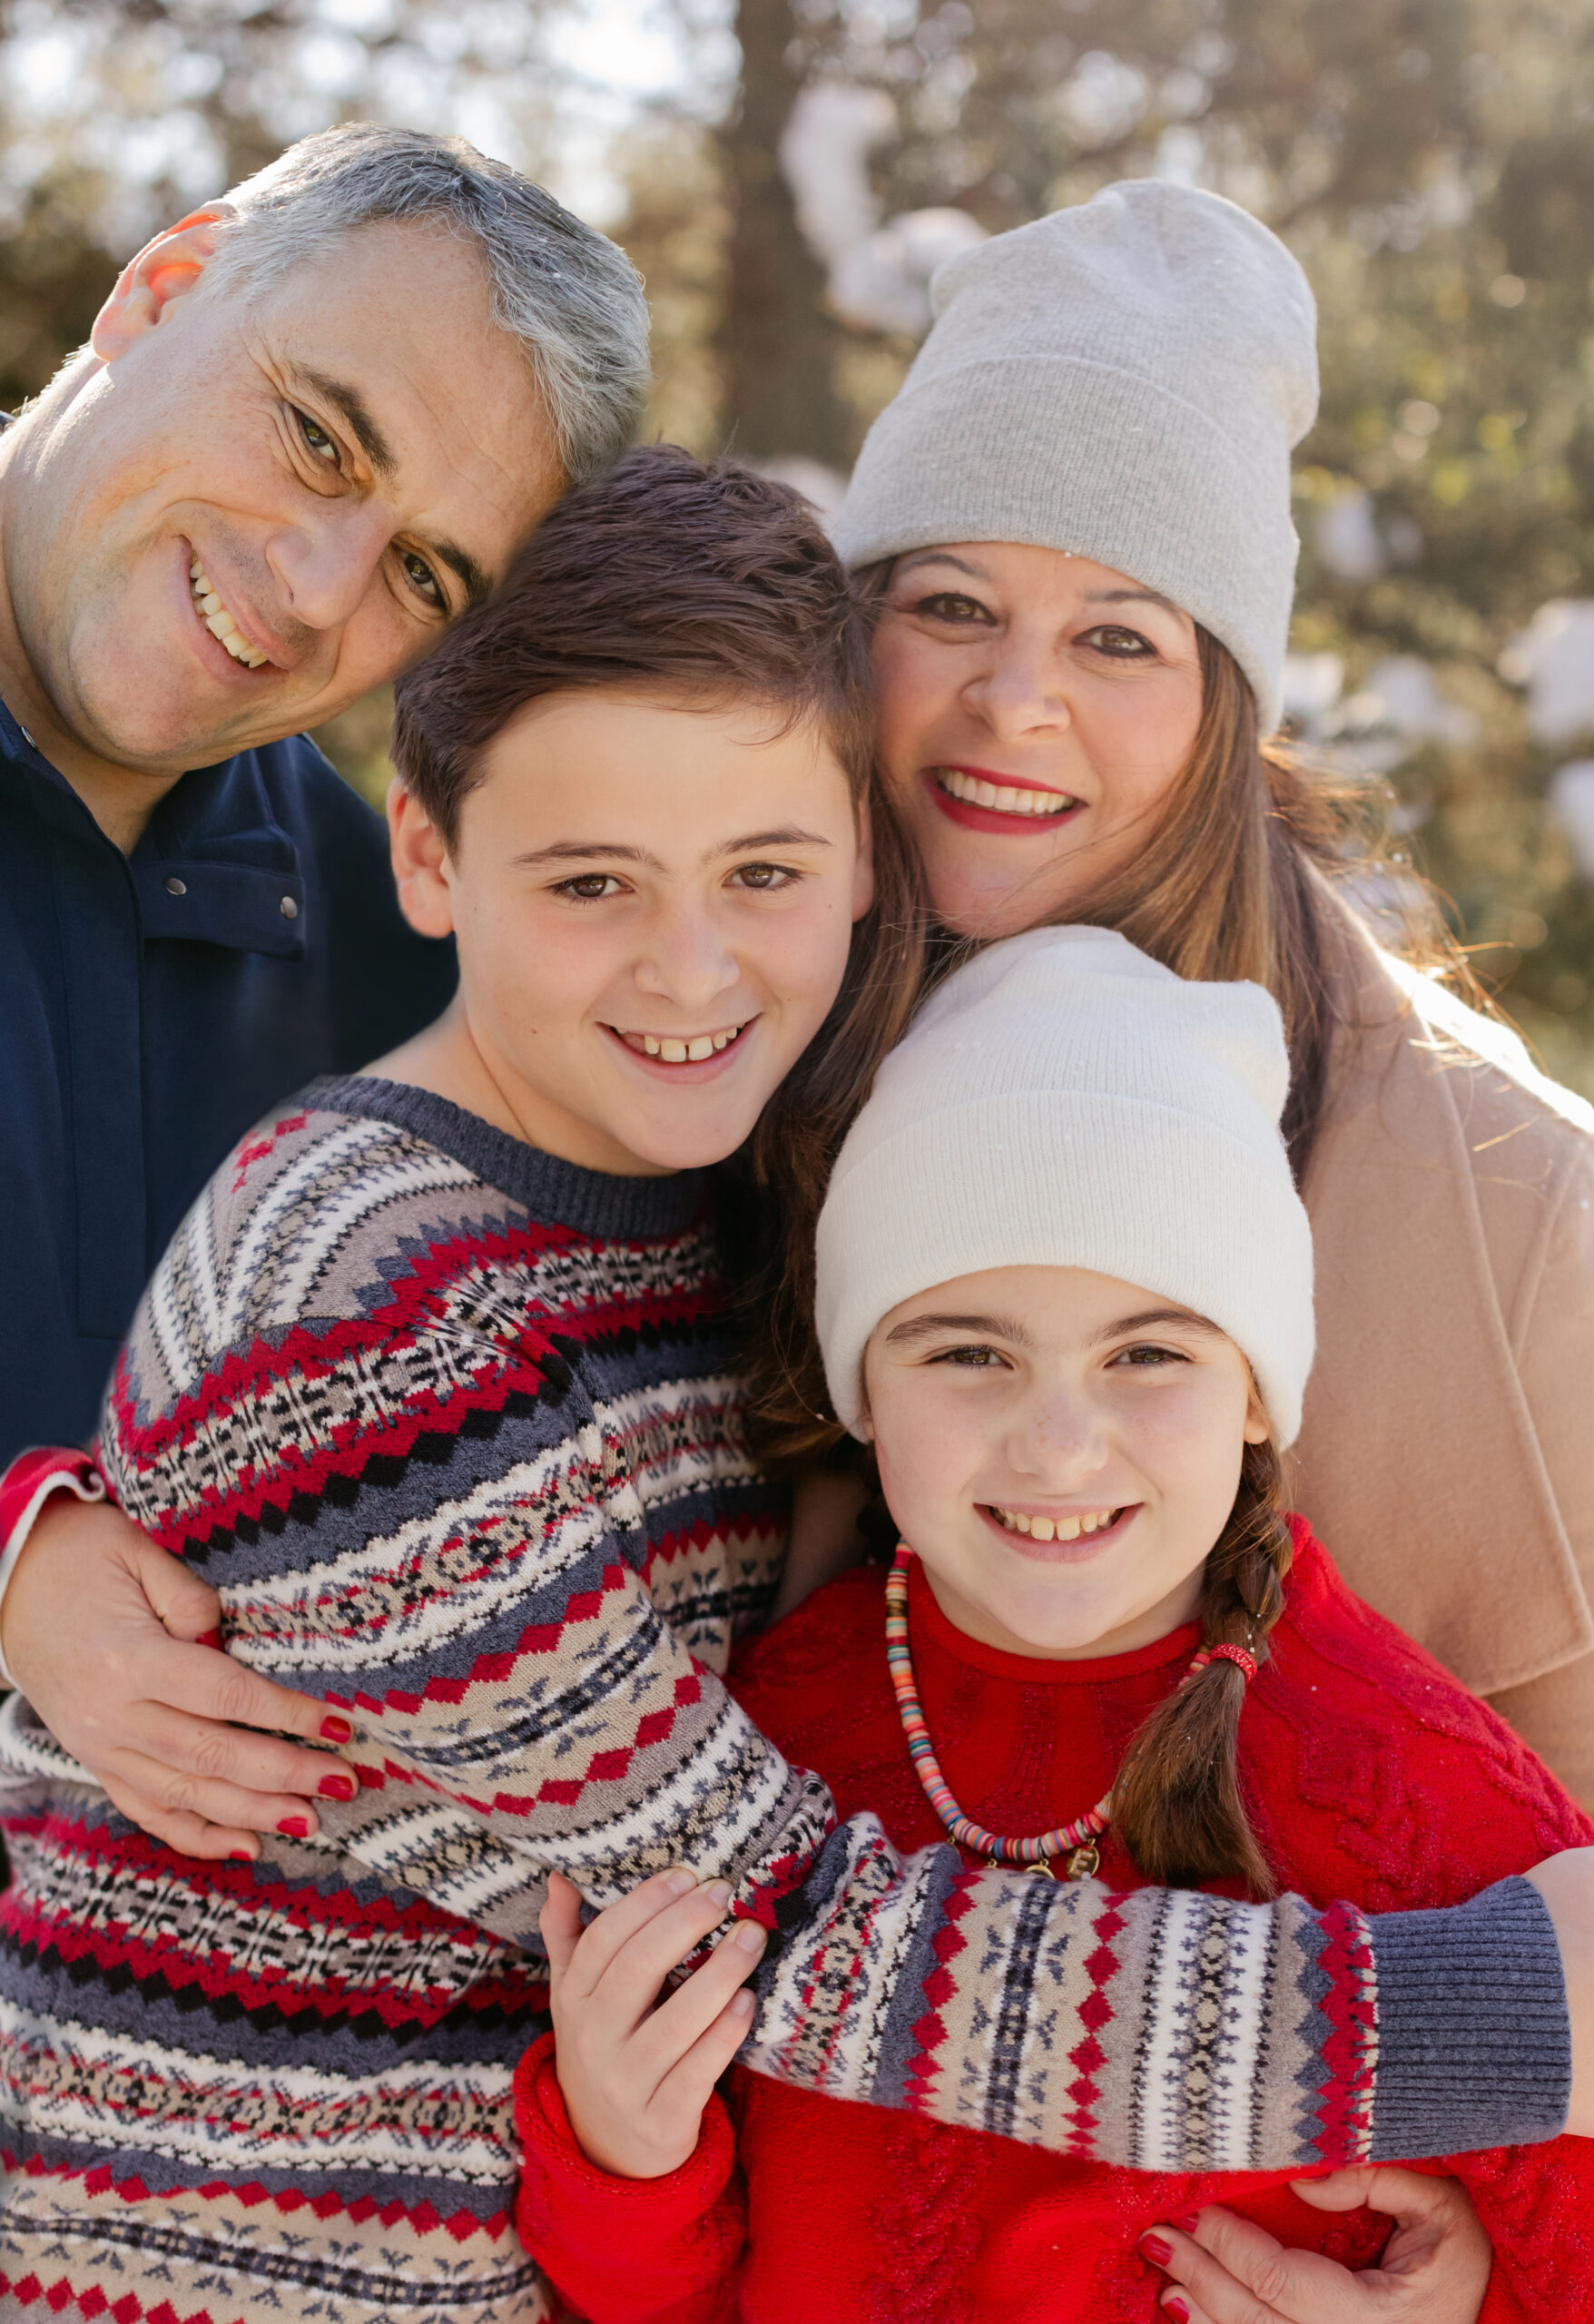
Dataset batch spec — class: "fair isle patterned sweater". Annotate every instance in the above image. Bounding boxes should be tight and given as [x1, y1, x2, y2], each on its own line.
[0, 1081, 1571, 2324]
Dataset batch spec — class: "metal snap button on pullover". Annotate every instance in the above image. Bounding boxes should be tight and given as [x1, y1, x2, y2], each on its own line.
[163, 875, 187, 896]
[280, 895, 299, 919]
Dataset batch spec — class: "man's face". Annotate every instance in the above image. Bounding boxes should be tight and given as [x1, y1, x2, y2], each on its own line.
[5, 218, 558, 775]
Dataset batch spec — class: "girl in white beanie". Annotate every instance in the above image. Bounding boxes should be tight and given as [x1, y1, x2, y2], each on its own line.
[804, 179, 1594, 1810]
[519, 928, 1594, 2324]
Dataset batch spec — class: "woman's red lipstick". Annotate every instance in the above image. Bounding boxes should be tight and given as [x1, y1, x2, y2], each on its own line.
[925, 765, 1082, 836]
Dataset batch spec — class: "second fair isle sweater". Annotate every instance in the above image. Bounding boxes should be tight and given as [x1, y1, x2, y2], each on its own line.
[517, 1537, 1594, 2323]
[0, 1084, 1572, 2323]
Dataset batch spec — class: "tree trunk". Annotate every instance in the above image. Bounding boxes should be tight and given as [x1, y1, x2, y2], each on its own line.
[715, 0, 849, 463]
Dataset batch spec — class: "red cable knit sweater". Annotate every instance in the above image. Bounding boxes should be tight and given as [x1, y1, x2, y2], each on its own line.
[515, 1525, 1594, 2322]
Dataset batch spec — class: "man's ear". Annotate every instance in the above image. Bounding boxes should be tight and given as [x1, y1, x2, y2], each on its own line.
[91, 204, 239, 361]
[851, 795, 877, 923]
[388, 779, 458, 940]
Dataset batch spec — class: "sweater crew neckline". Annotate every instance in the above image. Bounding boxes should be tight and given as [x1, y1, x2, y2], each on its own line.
[310, 1074, 710, 1241]
[906, 1553, 1203, 1685]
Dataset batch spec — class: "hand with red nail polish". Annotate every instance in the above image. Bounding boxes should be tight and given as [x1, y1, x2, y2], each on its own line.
[1137, 2166, 1491, 2324]
[0, 1490, 360, 1859]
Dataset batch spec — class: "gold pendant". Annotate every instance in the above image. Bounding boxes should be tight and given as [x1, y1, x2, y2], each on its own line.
[1066, 1842, 1100, 1880]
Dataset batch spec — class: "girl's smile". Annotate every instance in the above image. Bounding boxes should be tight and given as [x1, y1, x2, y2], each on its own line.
[981, 1500, 1136, 1558]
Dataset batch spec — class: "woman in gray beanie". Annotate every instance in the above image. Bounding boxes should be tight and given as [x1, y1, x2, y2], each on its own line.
[814, 178, 1594, 1807]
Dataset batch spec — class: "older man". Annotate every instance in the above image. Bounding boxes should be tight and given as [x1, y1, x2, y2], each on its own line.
[0, 121, 648, 1455]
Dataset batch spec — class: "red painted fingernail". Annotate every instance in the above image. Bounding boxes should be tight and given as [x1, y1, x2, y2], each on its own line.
[318, 1773, 355, 1801]
[1173, 2213, 1201, 2233]
[320, 1715, 353, 1745]
[1139, 2234, 1174, 2267]
[277, 1816, 310, 1838]
[227, 1848, 253, 1862]
[1163, 2299, 1191, 2323]
[197, 1629, 223, 1649]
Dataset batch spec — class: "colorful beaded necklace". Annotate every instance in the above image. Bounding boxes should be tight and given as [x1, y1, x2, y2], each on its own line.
[884, 1541, 1256, 1880]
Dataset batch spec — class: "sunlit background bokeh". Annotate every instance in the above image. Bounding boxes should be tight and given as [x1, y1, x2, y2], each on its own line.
[5, 0, 1594, 1088]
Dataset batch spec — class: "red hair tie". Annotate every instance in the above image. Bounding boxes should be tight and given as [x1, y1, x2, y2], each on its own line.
[1202, 1641, 1259, 1683]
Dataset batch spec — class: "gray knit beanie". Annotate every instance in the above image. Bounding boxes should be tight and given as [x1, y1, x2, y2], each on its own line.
[815, 925, 1315, 1447]
[832, 181, 1319, 734]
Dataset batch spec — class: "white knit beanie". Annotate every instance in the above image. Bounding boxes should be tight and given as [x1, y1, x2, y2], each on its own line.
[832, 181, 1319, 734]
[815, 926, 1314, 1445]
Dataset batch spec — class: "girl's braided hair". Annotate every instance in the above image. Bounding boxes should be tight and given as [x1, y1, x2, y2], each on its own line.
[1110, 1435, 1294, 1896]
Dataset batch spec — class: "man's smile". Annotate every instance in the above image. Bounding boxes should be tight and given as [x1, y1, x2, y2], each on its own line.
[188, 553, 272, 671]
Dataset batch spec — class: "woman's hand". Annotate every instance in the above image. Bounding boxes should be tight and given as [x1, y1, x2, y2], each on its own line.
[1139, 2167, 1491, 2323]
[0, 1494, 358, 1858]
[541, 1868, 767, 2179]
[1526, 1848, 1594, 2138]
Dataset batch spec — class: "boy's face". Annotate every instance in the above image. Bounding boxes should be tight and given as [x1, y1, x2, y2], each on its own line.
[862, 1264, 1268, 1660]
[398, 687, 874, 1175]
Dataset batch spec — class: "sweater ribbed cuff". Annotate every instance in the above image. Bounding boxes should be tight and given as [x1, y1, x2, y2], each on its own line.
[1367, 1876, 1570, 2158]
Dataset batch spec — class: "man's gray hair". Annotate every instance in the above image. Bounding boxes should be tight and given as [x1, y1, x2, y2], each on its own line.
[211, 123, 650, 486]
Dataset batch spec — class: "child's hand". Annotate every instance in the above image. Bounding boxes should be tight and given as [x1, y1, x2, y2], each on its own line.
[1139, 2167, 1491, 2323]
[540, 1867, 768, 2181]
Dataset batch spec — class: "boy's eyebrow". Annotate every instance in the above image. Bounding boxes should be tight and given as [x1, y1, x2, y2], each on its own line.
[710, 825, 832, 857]
[513, 828, 833, 872]
[514, 841, 664, 870]
[1093, 1307, 1221, 1343]
[884, 1311, 1032, 1347]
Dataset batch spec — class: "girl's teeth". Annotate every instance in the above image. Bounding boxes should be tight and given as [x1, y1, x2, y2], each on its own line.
[999, 1506, 1116, 1539]
[644, 1036, 661, 1056]
[660, 1039, 688, 1063]
[687, 1037, 714, 1062]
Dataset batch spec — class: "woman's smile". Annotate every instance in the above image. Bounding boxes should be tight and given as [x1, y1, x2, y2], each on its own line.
[927, 764, 1084, 833]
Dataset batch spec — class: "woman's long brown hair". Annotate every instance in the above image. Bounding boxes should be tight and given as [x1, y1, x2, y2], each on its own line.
[737, 623, 1481, 1474]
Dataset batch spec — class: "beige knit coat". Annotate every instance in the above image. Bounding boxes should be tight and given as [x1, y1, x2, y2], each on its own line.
[1288, 927, 1594, 1804]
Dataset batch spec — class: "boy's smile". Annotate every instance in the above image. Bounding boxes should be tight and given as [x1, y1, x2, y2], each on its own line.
[384, 685, 874, 1177]
[607, 1018, 754, 1071]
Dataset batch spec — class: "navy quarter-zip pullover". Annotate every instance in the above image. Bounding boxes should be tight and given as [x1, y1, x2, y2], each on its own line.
[0, 695, 457, 1457]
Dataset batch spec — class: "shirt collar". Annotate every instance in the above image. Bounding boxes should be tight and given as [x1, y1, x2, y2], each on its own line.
[1, 690, 308, 960]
